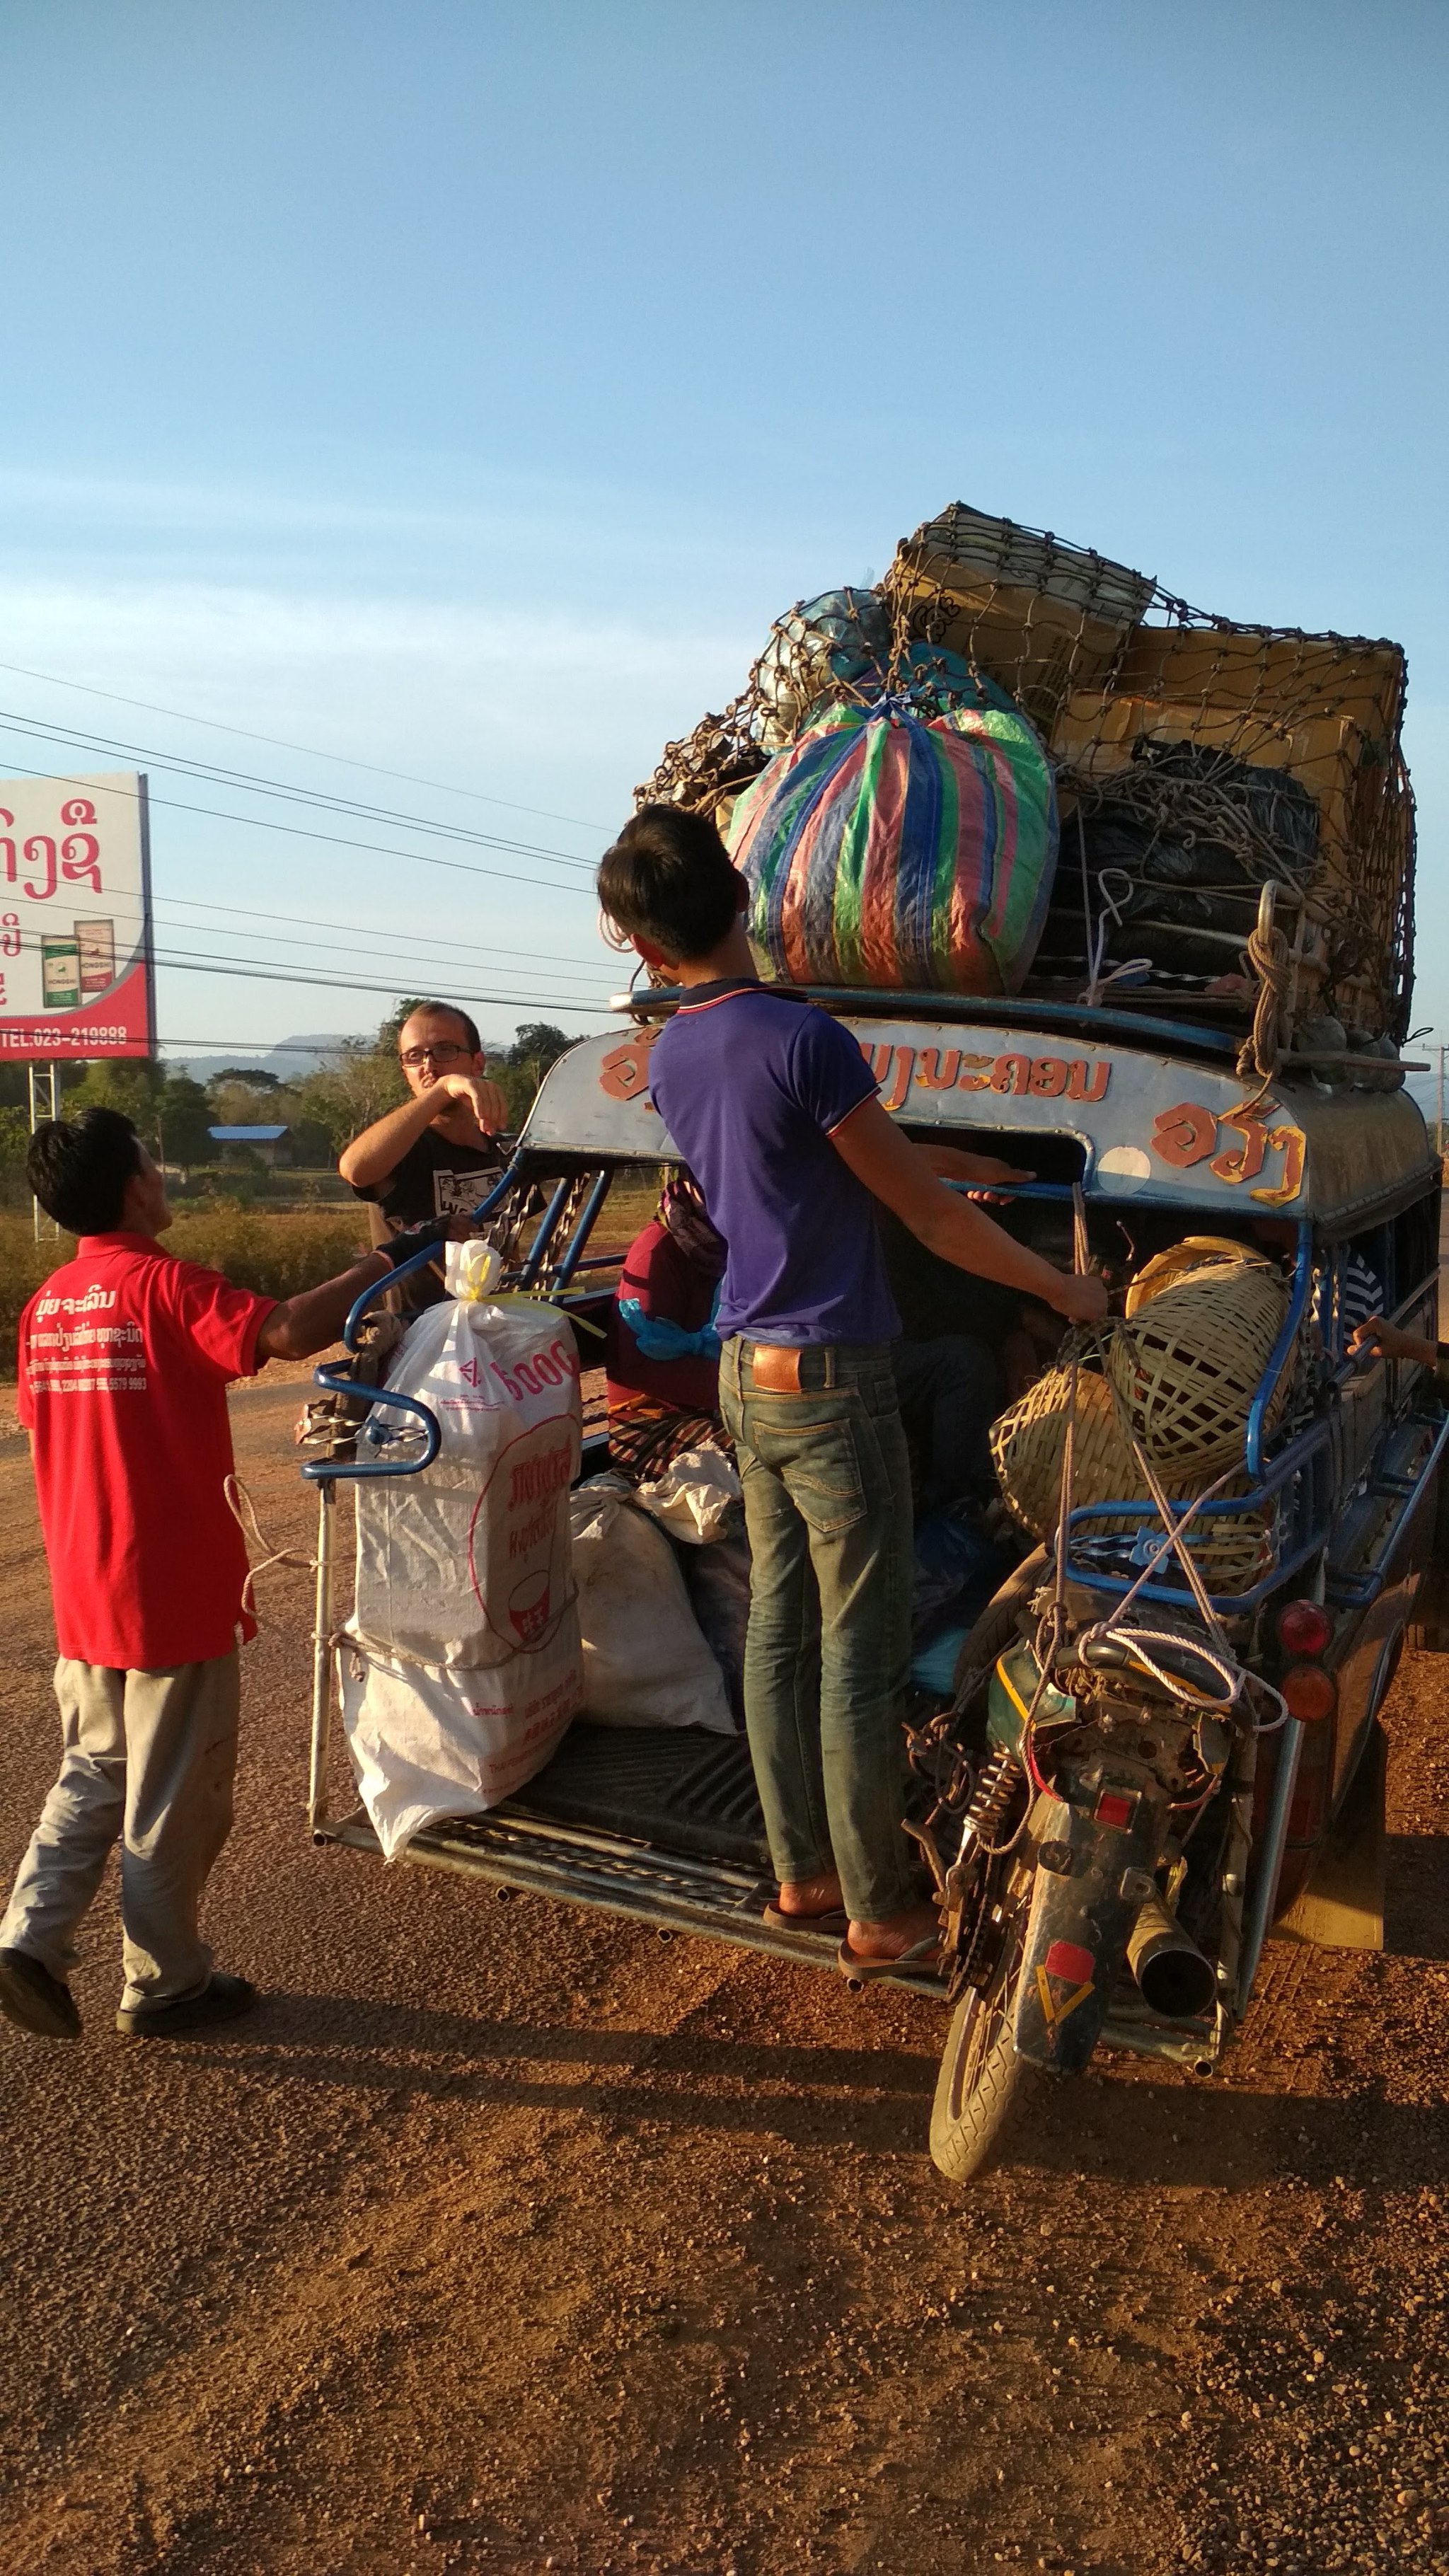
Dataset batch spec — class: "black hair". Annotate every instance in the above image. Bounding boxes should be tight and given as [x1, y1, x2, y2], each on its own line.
[596, 804, 742, 964]
[27, 1108, 144, 1234]
[400, 1001, 483, 1056]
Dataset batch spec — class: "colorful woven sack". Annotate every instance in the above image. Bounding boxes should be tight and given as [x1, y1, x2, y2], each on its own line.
[727, 680, 1058, 994]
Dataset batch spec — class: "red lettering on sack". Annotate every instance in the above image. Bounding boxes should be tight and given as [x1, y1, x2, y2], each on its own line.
[507, 1443, 575, 1509]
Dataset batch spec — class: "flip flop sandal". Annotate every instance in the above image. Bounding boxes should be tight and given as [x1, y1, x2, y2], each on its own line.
[836, 1934, 942, 1989]
[763, 1902, 850, 1936]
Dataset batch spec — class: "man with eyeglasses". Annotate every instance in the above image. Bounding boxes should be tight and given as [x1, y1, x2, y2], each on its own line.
[340, 1003, 509, 1301]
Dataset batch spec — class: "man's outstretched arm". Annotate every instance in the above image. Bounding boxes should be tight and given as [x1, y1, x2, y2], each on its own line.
[256, 1249, 396, 1362]
[830, 1097, 1107, 1324]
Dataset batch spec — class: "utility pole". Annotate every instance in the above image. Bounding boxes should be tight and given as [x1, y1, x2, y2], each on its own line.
[1439, 1044, 1447, 1161]
[27, 1063, 61, 1240]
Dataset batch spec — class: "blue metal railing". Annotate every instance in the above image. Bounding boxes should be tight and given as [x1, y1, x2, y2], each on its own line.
[301, 1157, 525, 1487]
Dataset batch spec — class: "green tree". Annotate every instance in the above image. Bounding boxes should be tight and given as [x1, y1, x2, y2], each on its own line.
[66, 1060, 164, 1131]
[294, 1039, 408, 1155]
[207, 1074, 288, 1128]
[506, 1022, 572, 1070]
[0, 1102, 30, 1170]
[495, 1022, 579, 1129]
[156, 1075, 214, 1173]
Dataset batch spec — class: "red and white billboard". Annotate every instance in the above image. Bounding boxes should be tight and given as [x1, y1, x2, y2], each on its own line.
[0, 773, 155, 1061]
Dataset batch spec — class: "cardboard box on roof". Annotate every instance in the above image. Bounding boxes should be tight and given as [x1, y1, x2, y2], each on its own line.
[887, 504, 1155, 734]
[1110, 625, 1406, 744]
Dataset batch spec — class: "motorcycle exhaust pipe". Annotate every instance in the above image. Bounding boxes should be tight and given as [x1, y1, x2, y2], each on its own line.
[1128, 1893, 1218, 2021]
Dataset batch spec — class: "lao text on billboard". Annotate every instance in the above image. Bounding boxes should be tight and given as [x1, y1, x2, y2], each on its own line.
[0, 773, 155, 1061]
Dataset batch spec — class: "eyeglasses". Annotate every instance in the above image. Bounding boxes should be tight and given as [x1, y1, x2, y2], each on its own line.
[399, 1043, 469, 1068]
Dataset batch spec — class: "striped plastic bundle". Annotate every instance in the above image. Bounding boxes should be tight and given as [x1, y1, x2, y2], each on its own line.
[727, 685, 1058, 994]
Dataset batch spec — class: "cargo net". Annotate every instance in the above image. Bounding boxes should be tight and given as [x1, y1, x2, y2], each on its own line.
[635, 502, 1415, 1049]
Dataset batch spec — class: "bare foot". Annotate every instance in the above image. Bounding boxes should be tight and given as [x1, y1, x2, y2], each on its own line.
[774, 1871, 844, 1921]
[845, 1900, 940, 1963]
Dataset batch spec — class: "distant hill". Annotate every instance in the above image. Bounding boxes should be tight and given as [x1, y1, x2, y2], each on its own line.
[162, 1027, 515, 1084]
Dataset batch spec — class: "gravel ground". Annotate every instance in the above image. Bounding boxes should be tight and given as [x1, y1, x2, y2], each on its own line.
[1, 1372, 1448, 2575]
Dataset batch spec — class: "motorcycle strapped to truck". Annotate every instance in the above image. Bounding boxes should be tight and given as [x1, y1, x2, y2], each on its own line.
[297, 504, 1443, 2182]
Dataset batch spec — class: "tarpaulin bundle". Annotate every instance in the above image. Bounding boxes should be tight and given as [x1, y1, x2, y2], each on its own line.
[728, 676, 1058, 995]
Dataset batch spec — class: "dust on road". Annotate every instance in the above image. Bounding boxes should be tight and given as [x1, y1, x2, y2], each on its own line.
[1, 1371, 1447, 2576]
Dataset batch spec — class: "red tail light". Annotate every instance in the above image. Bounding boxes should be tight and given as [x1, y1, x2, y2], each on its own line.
[1277, 1599, 1332, 1658]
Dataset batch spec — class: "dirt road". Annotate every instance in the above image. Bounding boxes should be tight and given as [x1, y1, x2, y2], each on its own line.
[2, 1374, 1448, 2575]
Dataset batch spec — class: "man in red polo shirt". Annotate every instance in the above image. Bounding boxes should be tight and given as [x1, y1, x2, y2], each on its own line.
[0, 1106, 432, 2046]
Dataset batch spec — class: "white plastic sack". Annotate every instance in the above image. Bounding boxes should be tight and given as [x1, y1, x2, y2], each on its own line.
[342, 1293, 583, 1854]
[632, 1445, 742, 1545]
[352, 1293, 582, 1670]
[338, 1640, 578, 1861]
[570, 1478, 733, 1734]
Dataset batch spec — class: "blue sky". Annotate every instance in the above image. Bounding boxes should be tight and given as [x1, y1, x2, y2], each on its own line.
[2, 1, 1445, 1059]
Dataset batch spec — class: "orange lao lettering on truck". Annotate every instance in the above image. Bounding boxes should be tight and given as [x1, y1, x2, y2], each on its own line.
[599, 1030, 659, 1103]
[1150, 1101, 1307, 1203]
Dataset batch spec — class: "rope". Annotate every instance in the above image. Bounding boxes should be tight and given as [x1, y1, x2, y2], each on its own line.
[224, 1476, 318, 1622]
[1235, 888, 1291, 1111]
[1077, 852, 1152, 1008]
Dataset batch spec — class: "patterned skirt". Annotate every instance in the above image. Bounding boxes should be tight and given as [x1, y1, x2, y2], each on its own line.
[607, 1394, 734, 1486]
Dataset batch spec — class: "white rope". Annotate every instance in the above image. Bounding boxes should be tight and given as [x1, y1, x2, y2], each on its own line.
[1078, 856, 1152, 1008]
[1044, 1284, 1288, 1745]
[224, 1475, 318, 1622]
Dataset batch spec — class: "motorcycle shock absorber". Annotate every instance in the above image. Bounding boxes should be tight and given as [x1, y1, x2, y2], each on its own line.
[946, 1745, 1022, 1902]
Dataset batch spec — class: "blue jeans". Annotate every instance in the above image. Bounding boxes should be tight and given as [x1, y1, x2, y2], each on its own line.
[718, 1339, 916, 1923]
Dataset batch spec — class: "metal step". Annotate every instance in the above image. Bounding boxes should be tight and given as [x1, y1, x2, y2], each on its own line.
[316, 1803, 950, 1997]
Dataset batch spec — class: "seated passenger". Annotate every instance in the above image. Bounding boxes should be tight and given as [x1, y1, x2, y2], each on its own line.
[607, 1169, 732, 1482]
[338, 1003, 509, 1307]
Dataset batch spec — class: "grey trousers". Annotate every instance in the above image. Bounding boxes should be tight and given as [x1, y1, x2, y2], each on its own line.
[0, 1652, 240, 2009]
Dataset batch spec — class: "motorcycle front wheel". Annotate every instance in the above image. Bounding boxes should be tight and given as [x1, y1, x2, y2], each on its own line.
[930, 1902, 1046, 2185]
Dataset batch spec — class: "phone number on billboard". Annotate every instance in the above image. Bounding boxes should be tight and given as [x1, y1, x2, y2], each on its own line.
[0, 1025, 134, 1049]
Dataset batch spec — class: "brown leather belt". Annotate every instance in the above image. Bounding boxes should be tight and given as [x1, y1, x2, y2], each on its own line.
[748, 1344, 804, 1393]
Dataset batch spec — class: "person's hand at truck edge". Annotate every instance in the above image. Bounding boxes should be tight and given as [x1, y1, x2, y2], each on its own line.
[1053, 1270, 1109, 1325]
[1350, 1315, 1437, 1370]
[829, 1095, 1108, 1321]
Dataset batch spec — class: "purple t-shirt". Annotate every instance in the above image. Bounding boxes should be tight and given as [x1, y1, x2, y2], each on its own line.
[648, 983, 901, 1347]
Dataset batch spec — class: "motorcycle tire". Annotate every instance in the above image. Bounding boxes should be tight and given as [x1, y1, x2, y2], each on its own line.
[930, 1896, 1046, 2185]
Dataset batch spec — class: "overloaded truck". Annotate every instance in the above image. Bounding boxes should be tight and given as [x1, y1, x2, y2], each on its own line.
[299, 504, 1443, 2183]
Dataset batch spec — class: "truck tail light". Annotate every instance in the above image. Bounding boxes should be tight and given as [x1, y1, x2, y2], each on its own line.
[1280, 1661, 1337, 1723]
[1277, 1598, 1332, 1658]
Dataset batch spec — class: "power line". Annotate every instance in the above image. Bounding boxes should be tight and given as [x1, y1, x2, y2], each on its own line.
[148, 946, 613, 1015]
[0, 754, 600, 896]
[151, 937, 610, 1004]
[1, 884, 611, 976]
[0, 717, 598, 872]
[16, 907, 613, 1002]
[0, 656, 608, 834]
[139, 891, 608, 976]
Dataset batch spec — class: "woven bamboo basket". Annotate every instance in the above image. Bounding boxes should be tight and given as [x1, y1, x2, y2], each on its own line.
[1108, 1264, 1288, 1480]
[1124, 1237, 1278, 1318]
[990, 1361, 1274, 1593]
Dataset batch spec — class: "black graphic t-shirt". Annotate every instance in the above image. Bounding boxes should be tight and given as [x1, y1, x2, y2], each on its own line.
[351, 1128, 507, 1305]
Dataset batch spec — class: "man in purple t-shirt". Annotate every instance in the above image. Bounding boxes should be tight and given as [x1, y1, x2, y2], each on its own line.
[596, 806, 1107, 1977]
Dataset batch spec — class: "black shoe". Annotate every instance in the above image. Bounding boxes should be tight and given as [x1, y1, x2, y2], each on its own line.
[115, 1971, 259, 2040]
[0, 1947, 82, 2040]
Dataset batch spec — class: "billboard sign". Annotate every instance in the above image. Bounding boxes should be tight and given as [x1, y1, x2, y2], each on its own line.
[0, 773, 154, 1061]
